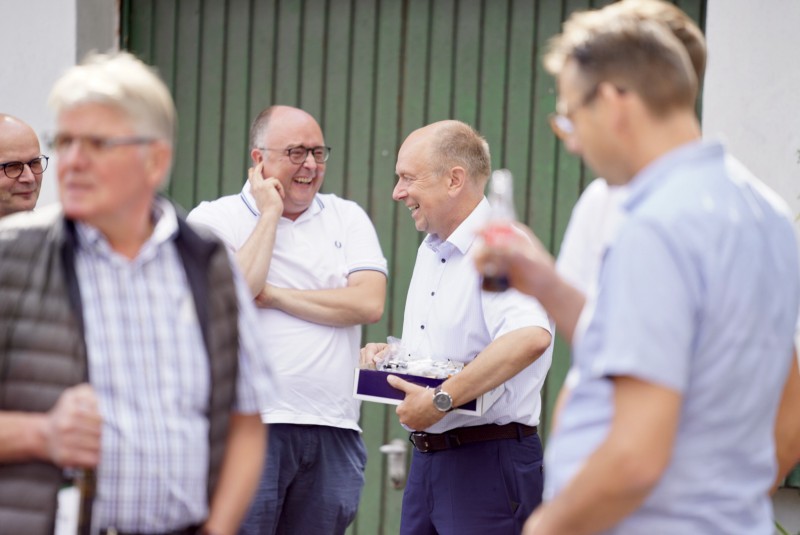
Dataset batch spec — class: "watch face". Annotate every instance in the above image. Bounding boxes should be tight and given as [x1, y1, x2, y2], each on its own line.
[433, 391, 453, 412]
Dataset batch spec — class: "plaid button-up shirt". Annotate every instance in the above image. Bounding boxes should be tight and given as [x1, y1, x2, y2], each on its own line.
[74, 199, 274, 533]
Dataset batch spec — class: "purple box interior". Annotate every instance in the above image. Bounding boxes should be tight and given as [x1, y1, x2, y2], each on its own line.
[356, 369, 478, 411]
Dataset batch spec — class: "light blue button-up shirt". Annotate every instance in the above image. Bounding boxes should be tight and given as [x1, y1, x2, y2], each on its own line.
[546, 141, 800, 534]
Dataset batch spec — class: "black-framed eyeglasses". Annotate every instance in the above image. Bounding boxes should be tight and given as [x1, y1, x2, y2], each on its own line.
[258, 145, 331, 164]
[0, 155, 49, 179]
[48, 134, 157, 156]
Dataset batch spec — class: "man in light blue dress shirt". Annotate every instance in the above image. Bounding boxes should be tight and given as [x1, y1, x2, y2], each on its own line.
[475, 3, 800, 534]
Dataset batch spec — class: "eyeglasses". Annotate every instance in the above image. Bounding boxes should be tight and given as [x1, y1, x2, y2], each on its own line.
[48, 134, 157, 156]
[258, 145, 331, 164]
[0, 156, 49, 179]
[549, 84, 600, 140]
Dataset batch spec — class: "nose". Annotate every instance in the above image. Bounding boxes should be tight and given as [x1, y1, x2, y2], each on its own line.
[392, 180, 405, 201]
[16, 165, 36, 184]
[301, 150, 318, 170]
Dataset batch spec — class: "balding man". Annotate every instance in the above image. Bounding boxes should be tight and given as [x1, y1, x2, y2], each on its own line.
[360, 120, 554, 534]
[0, 114, 47, 217]
[188, 105, 388, 535]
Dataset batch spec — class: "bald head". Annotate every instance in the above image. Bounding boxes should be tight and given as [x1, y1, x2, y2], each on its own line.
[414, 120, 492, 185]
[0, 114, 44, 218]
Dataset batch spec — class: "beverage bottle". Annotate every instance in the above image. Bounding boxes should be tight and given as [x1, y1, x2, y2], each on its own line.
[55, 468, 95, 535]
[481, 169, 516, 292]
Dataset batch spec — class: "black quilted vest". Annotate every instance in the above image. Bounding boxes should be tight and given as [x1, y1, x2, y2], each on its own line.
[0, 205, 239, 534]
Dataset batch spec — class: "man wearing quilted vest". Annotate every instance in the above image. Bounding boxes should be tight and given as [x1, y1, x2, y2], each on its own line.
[0, 52, 275, 535]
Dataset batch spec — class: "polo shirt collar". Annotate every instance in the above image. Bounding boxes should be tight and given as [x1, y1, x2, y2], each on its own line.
[240, 181, 324, 223]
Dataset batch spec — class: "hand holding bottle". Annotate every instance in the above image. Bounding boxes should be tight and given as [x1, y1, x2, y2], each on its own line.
[45, 383, 102, 468]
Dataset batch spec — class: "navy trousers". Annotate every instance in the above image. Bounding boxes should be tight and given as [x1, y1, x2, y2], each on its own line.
[239, 424, 367, 535]
[400, 432, 543, 535]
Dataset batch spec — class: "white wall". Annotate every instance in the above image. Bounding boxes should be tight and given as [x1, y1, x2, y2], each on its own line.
[0, 0, 116, 210]
[704, 1, 800, 532]
[703, 0, 800, 234]
[0, 0, 76, 208]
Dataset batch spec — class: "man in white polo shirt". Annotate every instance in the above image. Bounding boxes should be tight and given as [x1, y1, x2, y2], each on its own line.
[188, 105, 388, 535]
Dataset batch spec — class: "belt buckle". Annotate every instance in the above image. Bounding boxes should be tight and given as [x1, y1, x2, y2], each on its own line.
[409, 432, 432, 453]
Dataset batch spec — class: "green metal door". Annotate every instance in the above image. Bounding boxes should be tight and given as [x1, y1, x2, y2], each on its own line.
[121, 1, 705, 532]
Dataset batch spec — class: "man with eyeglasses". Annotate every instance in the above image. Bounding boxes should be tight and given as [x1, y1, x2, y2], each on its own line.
[188, 105, 387, 535]
[0, 52, 277, 535]
[474, 2, 799, 534]
[0, 114, 47, 218]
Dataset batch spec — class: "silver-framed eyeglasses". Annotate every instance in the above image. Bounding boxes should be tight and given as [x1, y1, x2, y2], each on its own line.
[258, 145, 331, 164]
[0, 155, 49, 179]
[549, 84, 600, 140]
[48, 134, 157, 156]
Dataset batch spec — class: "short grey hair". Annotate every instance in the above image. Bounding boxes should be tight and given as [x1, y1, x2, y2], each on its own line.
[48, 51, 176, 144]
[429, 120, 491, 184]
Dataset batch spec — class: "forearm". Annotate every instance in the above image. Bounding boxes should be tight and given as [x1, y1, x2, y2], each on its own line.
[204, 413, 266, 535]
[234, 215, 280, 297]
[530, 275, 585, 347]
[261, 271, 386, 327]
[529, 377, 680, 534]
[531, 441, 658, 534]
[0, 412, 48, 463]
[551, 384, 572, 435]
[443, 326, 551, 408]
[774, 353, 800, 491]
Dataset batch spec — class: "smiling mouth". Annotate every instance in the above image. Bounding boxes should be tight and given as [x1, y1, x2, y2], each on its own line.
[293, 176, 313, 184]
[408, 204, 419, 212]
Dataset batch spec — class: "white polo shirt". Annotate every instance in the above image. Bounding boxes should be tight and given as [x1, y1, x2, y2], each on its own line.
[188, 184, 387, 431]
[556, 178, 628, 345]
[401, 198, 554, 434]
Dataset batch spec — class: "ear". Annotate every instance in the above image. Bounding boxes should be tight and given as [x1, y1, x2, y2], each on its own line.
[146, 141, 173, 189]
[447, 166, 467, 196]
[598, 82, 629, 132]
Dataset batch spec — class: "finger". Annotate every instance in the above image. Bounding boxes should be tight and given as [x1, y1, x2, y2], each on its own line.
[372, 347, 389, 365]
[269, 178, 286, 197]
[386, 374, 410, 392]
[387, 375, 419, 393]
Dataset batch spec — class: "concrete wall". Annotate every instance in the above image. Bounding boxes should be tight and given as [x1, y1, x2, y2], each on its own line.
[703, 0, 800, 238]
[704, 1, 800, 532]
[0, 0, 116, 209]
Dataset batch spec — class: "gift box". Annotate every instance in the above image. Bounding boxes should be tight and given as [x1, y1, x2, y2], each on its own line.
[353, 368, 504, 416]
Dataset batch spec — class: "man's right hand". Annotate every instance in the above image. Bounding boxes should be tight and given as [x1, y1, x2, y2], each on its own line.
[45, 383, 102, 468]
[359, 343, 389, 369]
[248, 163, 284, 219]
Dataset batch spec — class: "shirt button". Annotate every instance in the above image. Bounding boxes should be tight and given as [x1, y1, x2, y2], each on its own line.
[420, 325, 425, 330]
[441, 258, 446, 263]
[430, 291, 435, 296]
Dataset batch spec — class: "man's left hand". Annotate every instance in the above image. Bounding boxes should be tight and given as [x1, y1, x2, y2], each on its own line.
[387, 375, 447, 431]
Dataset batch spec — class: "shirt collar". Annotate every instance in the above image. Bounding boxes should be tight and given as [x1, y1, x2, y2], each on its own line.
[75, 196, 179, 258]
[622, 139, 724, 212]
[240, 181, 324, 222]
[424, 197, 490, 255]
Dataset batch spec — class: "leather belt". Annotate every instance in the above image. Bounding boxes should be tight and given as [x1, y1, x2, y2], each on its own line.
[99, 525, 201, 535]
[409, 422, 538, 453]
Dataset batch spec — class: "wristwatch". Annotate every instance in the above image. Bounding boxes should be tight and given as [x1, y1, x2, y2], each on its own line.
[432, 386, 454, 412]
